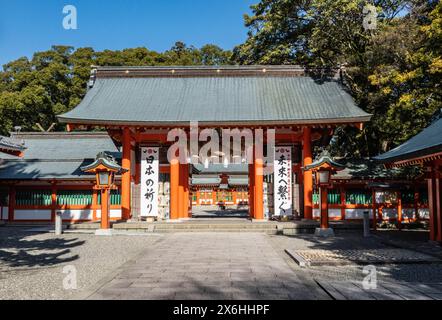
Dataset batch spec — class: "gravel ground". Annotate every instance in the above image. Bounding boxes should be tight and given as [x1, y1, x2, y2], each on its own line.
[0, 227, 159, 300]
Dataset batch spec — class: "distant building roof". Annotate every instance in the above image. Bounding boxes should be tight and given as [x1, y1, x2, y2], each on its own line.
[374, 116, 442, 166]
[193, 163, 248, 174]
[58, 66, 371, 127]
[0, 135, 26, 155]
[333, 159, 418, 181]
[0, 132, 119, 180]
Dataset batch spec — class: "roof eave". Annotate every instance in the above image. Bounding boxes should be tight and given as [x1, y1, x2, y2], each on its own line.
[374, 145, 442, 166]
[57, 115, 373, 127]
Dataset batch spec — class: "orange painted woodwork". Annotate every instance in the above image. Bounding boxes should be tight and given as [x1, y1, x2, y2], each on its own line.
[248, 163, 255, 218]
[92, 190, 98, 221]
[121, 127, 132, 220]
[340, 187, 346, 220]
[436, 175, 442, 242]
[303, 127, 313, 220]
[397, 191, 403, 230]
[51, 184, 57, 222]
[170, 159, 180, 220]
[178, 163, 185, 218]
[414, 187, 420, 221]
[182, 164, 190, 218]
[428, 169, 438, 241]
[254, 157, 264, 220]
[8, 186, 15, 221]
[372, 190, 377, 230]
[101, 189, 110, 229]
[320, 187, 329, 229]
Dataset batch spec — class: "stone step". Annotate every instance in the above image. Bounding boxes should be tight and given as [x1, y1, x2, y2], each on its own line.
[114, 228, 279, 234]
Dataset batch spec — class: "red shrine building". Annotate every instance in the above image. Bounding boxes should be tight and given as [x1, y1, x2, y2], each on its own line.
[0, 66, 430, 226]
[56, 66, 371, 222]
[376, 114, 442, 242]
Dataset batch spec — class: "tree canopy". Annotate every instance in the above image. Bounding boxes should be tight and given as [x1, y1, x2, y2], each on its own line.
[234, 0, 441, 157]
[1, 1, 441, 160]
[0, 43, 232, 134]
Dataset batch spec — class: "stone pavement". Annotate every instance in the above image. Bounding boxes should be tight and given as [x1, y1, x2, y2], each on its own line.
[316, 280, 442, 300]
[86, 233, 327, 300]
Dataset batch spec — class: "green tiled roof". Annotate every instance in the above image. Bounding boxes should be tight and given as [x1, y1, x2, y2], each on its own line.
[0, 132, 120, 180]
[375, 116, 442, 164]
[58, 66, 371, 126]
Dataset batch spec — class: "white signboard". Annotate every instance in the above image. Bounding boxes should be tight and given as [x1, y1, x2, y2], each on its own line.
[274, 147, 292, 216]
[140, 147, 159, 217]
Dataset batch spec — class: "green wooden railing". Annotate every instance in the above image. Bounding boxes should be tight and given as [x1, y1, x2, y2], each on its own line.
[313, 189, 341, 205]
[16, 190, 52, 206]
[346, 190, 372, 205]
[57, 190, 93, 206]
[97, 189, 121, 205]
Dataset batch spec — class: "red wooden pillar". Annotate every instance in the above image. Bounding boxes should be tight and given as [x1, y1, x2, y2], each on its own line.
[303, 127, 313, 219]
[397, 191, 403, 230]
[340, 185, 346, 221]
[121, 127, 132, 220]
[178, 163, 185, 218]
[254, 156, 264, 220]
[51, 183, 57, 222]
[319, 186, 329, 229]
[414, 185, 420, 222]
[101, 189, 110, 229]
[170, 158, 180, 220]
[428, 167, 438, 241]
[92, 189, 98, 221]
[183, 164, 190, 218]
[249, 163, 255, 218]
[212, 190, 217, 204]
[436, 172, 442, 242]
[8, 186, 15, 222]
[372, 189, 377, 230]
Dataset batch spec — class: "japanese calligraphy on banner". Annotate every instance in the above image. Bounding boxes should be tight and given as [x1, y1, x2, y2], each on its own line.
[141, 147, 159, 217]
[274, 147, 292, 216]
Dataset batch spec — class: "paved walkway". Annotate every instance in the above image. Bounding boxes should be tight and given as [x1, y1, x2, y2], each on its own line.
[86, 233, 326, 300]
[317, 280, 442, 300]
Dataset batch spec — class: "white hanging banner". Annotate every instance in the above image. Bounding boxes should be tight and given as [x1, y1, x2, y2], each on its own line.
[274, 147, 292, 216]
[140, 147, 159, 217]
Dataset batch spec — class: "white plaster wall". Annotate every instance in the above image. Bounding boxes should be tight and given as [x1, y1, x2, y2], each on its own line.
[345, 209, 374, 219]
[419, 208, 430, 219]
[57, 209, 93, 221]
[313, 209, 320, 218]
[329, 209, 342, 218]
[110, 209, 122, 218]
[402, 209, 415, 220]
[1, 207, 8, 220]
[14, 210, 51, 220]
[382, 208, 398, 219]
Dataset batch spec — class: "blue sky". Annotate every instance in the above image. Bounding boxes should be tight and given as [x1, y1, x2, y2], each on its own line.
[0, 0, 256, 66]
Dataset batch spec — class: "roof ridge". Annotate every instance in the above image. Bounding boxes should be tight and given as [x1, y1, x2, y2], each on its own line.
[91, 65, 340, 79]
[10, 132, 111, 139]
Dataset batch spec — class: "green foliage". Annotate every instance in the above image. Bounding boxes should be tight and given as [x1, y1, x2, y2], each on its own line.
[235, 0, 441, 157]
[0, 43, 233, 135]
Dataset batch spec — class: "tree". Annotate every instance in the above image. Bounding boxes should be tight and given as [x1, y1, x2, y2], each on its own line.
[0, 43, 233, 135]
[235, 0, 441, 158]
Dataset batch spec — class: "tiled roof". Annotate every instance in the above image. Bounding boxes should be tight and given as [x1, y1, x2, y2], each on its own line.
[58, 66, 371, 126]
[0, 132, 119, 180]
